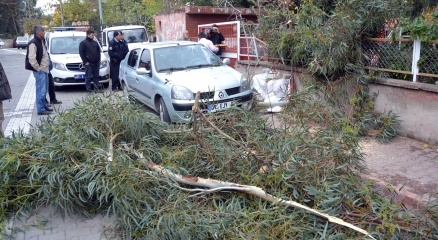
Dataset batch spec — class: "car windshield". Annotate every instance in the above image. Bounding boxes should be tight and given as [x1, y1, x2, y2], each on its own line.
[51, 36, 83, 54]
[154, 44, 223, 72]
[108, 28, 147, 43]
[17, 37, 27, 41]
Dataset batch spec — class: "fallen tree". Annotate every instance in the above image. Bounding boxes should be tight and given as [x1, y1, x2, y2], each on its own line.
[1, 91, 437, 239]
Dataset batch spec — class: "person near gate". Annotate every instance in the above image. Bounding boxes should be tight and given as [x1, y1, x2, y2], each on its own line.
[0, 62, 12, 138]
[208, 24, 225, 57]
[198, 32, 218, 53]
[25, 25, 53, 115]
[79, 29, 101, 92]
[108, 31, 127, 91]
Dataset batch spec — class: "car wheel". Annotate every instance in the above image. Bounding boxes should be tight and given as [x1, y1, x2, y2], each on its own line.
[158, 98, 171, 123]
[54, 86, 61, 91]
[102, 82, 109, 88]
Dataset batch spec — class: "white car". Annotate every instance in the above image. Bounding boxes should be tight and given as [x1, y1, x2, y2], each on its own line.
[45, 30, 110, 89]
[16, 36, 29, 49]
[119, 41, 253, 123]
[0, 38, 4, 48]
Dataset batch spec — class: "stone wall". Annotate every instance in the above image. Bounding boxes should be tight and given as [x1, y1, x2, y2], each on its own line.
[236, 61, 438, 144]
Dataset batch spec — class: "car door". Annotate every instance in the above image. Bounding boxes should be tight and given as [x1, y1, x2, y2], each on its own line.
[136, 49, 154, 107]
[124, 48, 145, 102]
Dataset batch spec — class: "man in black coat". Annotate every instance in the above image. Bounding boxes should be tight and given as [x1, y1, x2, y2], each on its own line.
[79, 29, 101, 92]
[208, 24, 225, 57]
[0, 62, 12, 138]
[108, 31, 126, 91]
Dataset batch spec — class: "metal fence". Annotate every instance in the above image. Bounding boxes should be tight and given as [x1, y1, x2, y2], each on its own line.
[362, 38, 438, 84]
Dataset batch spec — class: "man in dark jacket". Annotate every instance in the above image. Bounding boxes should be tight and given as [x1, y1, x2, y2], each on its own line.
[79, 29, 101, 92]
[108, 31, 126, 91]
[0, 62, 12, 138]
[208, 24, 225, 57]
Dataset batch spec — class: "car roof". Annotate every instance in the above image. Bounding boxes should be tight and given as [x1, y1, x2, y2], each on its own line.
[135, 41, 202, 49]
[47, 31, 86, 38]
[103, 25, 145, 31]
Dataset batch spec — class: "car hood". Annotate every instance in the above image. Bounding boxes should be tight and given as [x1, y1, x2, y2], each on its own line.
[157, 66, 243, 92]
[50, 53, 108, 63]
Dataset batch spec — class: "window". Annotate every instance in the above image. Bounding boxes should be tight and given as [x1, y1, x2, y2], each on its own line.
[127, 49, 140, 68]
[139, 49, 151, 70]
[50, 36, 83, 54]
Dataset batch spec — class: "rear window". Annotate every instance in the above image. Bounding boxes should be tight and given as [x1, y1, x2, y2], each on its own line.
[17, 37, 28, 41]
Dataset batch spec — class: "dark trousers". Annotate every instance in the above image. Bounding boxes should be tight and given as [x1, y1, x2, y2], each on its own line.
[85, 63, 100, 91]
[47, 73, 56, 102]
[110, 62, 121, 90]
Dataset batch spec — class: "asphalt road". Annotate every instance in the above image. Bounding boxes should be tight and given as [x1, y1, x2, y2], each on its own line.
[0, 47, 157, 136]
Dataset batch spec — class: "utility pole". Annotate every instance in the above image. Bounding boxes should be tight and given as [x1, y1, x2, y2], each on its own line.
[98, 0, 103, 31]
[59, 0, 65, 27]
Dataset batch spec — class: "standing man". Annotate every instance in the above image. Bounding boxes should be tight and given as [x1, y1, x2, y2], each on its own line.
[0, 62, 12, 138]
[198, 32, 218, 53]
[108, 31, 126, 91]
[79, 29, 101, 92]
[120, 33, 129, 59]
[208, 24, 225, 57]
[25, 25, 52, 115]
[179, 30, 190, 41]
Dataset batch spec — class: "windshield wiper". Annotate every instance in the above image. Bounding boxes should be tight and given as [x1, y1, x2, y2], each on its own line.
[187, 64, 213, 69]
[158, 67, 187, 72]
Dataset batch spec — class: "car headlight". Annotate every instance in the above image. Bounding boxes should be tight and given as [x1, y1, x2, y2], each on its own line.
[100, 60, 108, 69]
[171, 85, 194, 100]
[240, 75, 251, 92]
[53, 62, 67, 71]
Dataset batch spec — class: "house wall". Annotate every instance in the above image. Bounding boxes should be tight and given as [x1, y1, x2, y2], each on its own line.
[154, 11, 187, 42]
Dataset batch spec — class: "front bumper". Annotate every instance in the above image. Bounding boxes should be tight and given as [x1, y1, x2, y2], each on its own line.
[169, 92, 253, 123]
[52, 64, 110, 86]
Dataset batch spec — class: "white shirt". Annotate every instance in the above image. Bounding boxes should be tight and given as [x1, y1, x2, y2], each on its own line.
[199, 38, 218, 53]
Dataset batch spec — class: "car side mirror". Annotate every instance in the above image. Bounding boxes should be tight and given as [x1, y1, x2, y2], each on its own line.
[222, 58, 231, 65]
[136, 67, 151, 76]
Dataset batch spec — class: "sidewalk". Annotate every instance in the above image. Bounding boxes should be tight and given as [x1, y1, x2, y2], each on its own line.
[361, 136, 438, 206]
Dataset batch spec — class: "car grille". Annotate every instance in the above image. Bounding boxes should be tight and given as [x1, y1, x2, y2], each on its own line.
[225, 87, 240, 96]
[194, 91, 215, 100]
[66, 63, 85, 72]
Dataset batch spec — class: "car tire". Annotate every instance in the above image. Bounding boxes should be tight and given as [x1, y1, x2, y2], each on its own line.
[158, 98, 171, 123]
[54, 86, 61, 91]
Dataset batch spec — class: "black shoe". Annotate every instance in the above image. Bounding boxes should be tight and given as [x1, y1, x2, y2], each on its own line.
[45, 107, 54, 112]
[38, 110, 53, 115]
[51, 100, 62, 104]
[47, 103, 53, 108]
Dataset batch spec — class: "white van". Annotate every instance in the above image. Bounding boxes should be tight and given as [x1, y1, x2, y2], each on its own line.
[101, 25, 148, 56]
[45, 30, 110, 89]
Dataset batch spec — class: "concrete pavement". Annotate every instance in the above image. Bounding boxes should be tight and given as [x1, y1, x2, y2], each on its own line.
[2, 47, 438, 239]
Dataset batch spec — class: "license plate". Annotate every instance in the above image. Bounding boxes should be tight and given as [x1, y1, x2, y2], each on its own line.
[208, 101, 232, 112]
[74, 74, 85, 79]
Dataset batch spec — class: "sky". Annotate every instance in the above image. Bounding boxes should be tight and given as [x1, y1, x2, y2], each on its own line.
[35, 0, 57, 14]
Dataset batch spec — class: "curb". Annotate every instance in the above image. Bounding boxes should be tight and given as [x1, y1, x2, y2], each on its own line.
[361, 173, 436, 209]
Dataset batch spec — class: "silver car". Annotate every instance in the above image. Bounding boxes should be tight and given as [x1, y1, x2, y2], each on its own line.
[119, 41, 253, 123]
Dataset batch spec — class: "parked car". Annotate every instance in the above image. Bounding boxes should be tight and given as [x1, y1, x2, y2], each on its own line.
[0, 38, 4, 48]
[45, 30, 110, 89]
[12, 38, 17, 48]
[119, 41, 253, 123]
[16, 36, 29, 49]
